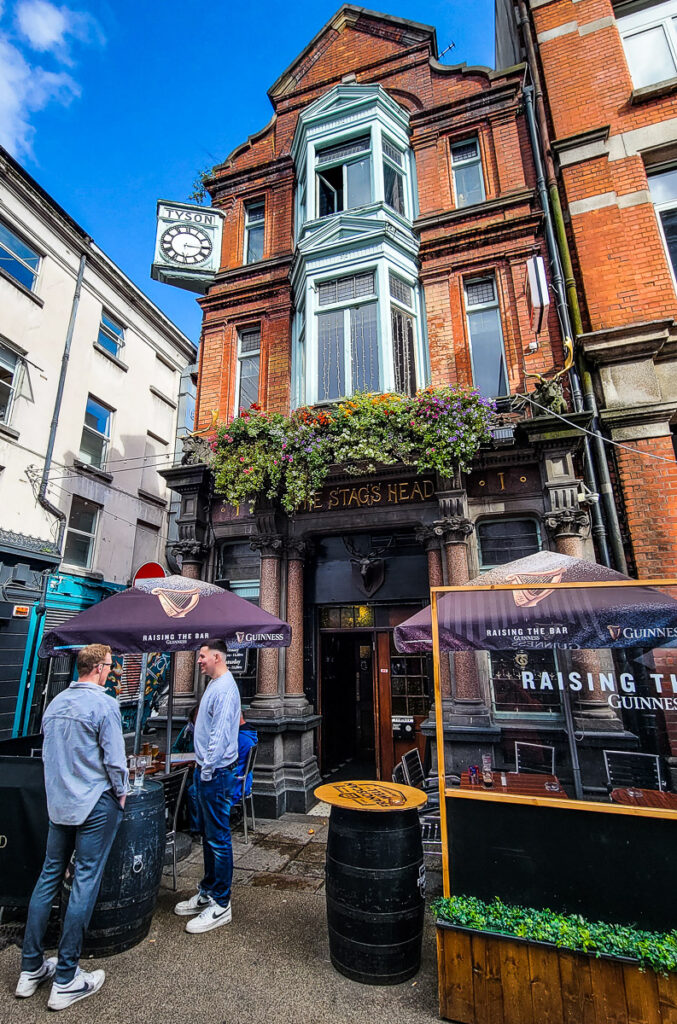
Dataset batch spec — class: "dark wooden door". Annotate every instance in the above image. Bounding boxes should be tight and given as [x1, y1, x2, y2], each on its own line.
[374, 631, 394, 781]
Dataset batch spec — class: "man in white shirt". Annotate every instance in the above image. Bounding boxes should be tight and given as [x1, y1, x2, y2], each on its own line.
[174, 640, 240, 933]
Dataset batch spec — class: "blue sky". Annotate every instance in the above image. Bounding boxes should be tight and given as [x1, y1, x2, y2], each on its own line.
[0, 1, 496, 344]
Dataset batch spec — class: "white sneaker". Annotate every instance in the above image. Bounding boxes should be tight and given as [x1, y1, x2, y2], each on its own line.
[15, 957, 57, 997]
[185, 901, 232, 934]
[47, 968, 105, 1011]
[174, 891, 214, 916]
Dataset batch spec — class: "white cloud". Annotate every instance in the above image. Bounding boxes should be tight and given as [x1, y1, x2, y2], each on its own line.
[15, 1, 104, 64]
[0, 33, 79, 157]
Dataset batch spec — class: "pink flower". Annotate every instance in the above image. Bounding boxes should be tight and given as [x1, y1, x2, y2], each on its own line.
[240, 456, 245, 462]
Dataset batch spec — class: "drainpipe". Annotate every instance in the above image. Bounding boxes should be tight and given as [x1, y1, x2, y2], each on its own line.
[16, 250, 89, 735]
[522, 85, 610, 569]
[516, 2, 628, 573]
[38, 250, 88, 550]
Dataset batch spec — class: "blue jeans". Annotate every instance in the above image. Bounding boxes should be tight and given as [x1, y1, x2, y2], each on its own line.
[194, 765, 237, 908]
[22, 789, 123, 984]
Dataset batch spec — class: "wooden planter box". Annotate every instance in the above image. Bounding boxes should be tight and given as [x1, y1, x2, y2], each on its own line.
[437, 921, 677, 1024]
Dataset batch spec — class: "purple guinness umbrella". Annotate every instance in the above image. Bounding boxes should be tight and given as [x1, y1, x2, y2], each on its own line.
[39, 575, 291, 656]
[394, 551, 677, 653]
[39, 575, 291, 758]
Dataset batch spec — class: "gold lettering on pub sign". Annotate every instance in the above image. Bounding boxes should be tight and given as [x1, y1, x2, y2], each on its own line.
[301, 478, 435, 513]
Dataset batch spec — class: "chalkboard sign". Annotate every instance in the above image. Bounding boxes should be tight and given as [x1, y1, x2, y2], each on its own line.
[446, 793, 677, 932]
[225, 649, 249, 675]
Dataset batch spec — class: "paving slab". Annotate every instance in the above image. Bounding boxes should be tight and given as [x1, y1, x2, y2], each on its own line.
[0, 885, 439, 1024]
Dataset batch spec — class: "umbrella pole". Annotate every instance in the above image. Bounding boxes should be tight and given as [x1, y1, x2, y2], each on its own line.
[164, 655, 174, 777]
[133, 653, 148, 755]
[561, 685, 583, 800]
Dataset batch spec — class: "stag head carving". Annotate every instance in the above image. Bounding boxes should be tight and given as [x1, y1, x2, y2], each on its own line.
[343, 536, 393, 597]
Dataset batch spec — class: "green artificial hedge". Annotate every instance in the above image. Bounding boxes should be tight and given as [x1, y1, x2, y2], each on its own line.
[432, 895, 677, 975]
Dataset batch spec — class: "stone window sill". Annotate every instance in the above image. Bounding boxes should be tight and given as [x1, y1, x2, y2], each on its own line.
[138, 488, 167, 508]
[72, 459, 114, 484]
[630, 76, 677, 105]
[0, 422, 20, 440]
[93, 342, 128, 371]
[0, 265, 44, 306]
[61, 563, 104, 581]
[150, 386, 177, 409]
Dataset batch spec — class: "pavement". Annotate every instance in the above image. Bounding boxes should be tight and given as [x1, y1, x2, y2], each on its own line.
[1, 812, 444, 1024]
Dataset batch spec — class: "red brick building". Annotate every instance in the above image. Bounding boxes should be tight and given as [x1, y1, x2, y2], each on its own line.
[496, 0, 677, 786]
[166, 6, 616, 815]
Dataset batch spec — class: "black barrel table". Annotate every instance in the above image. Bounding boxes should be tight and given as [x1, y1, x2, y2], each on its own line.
[62, 780, 165, 956]
[315, 780, 427, 985]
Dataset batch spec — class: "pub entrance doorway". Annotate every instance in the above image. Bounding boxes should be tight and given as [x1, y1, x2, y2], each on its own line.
[318, 606, 431, 782]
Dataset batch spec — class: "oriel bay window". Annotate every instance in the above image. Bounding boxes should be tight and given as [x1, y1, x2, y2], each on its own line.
[464, 276, 508, 399]
[316, 271, 379, 401]
[316, 136, 372, 217]
[382, 139, 405, 215]
[389, 272, 417, 395]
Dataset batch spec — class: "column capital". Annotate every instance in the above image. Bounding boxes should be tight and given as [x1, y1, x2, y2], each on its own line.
[173, 540, 208, 562]
[542, 507, 590, 539]
[415, 523, 443, 552]
[435, 516, 475, 545]
[286, 538, 311, 561]
[250, 534, 284, 558]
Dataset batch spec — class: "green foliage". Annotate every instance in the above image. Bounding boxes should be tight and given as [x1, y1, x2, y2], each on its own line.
[188, 166, 216, 205]
[209, 388, 495, 514]
[432, 894, 677, 975]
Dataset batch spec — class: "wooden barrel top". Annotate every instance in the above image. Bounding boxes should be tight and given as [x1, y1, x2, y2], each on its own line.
[314, 780, 427, 812]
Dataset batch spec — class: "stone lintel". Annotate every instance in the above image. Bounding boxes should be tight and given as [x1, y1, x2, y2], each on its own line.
[599, 402, 677, 441]
[578, 319, 675, 366]
[518, 410, 592, 450]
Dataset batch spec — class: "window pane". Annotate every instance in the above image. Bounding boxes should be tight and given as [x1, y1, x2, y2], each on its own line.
[0, 379, 13, 420]
[246, 223, 264, 263]
[239, 354, 260, 408]
[467, 307, 508, 397]
[384, 162, 404, 214]
[650, 167, 677, 204]
[389, 272, 412, 306]
[318, 272, 375, 305]
[318, 310, 344, 401]
[383, 139, 403, 165]
[451, 140, 479, 163]
[0, 223, 40, 291]
[63, 532, 92, 569]
[659, 207, 677, 276]
[391, 306, 417, 395]
[84, 397, 110, 436]
[317, 136, 369, 165]
[346, 157, 371, 209]
[318, 167, 342, 216]
[624, 25, 676, 88]
[454, 162, 484, 207]
[351, 303, 380, 393]
[466, 278, 496, 306]
[490, 650, 560, 714]
[68, 498, 98, 535]
[478, 519, 540, 567]
[240, 328, 261, 353]
[246, 203, 265, 223]
[79, 427, 106, 467]
[97, 312, 124, 355]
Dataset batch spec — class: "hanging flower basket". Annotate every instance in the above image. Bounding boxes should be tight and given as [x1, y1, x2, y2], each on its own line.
[210, 388, 495, 514]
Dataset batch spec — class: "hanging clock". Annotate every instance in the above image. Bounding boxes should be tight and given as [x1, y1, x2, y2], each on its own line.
[160, 225, 213, 266]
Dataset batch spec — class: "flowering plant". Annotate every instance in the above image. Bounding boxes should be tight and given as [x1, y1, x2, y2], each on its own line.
[211, 388, 495, 513]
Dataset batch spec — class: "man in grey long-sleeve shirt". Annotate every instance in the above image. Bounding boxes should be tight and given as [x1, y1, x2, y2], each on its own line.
[174, 639, 241, 933]
[16, 643, 128, 1011]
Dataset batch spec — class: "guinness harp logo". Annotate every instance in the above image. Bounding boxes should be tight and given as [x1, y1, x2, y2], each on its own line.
[505, 569, 565, 608]
[152, 587, 200, 618]
[607, 624, 622, 641]
[236, 632, 245, 644]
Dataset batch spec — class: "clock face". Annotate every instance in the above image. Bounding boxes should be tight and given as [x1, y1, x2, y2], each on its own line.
[160, 225, 213, 265]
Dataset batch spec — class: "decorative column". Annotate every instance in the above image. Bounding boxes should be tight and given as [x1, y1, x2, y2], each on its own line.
[173, 542, 207, 709]
[543, 508, 590, 560]
[249, 532, 284, 717]
[159, 460, 211, 714]
[415, 524, 451, 701]
[284, 539, 311, 715]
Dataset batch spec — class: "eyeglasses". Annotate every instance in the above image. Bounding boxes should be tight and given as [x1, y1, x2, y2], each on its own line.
[100, 662, 113, 669]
